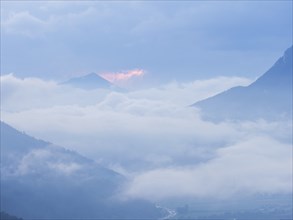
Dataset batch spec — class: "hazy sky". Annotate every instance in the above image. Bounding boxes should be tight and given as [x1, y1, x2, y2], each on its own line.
[1, 1, 292, 83]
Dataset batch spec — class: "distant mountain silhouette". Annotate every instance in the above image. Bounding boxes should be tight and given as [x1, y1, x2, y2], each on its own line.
[0, 121, 162, 219]
[60, 72, 114, 90]
[193, 46, 292, 121]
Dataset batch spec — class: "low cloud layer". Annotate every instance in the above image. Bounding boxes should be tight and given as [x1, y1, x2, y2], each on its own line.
[1, 74, 291, 200]
[1, 73, 110, 111]
[124, 136, 292, 200]
[1, 73, 251, 111]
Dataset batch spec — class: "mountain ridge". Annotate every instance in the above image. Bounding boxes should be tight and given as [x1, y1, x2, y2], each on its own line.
[193, 46, 292, 121]
[0, 121, 162, 219]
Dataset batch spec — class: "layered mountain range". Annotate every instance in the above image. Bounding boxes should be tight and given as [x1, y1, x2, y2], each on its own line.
[1, 46, 292, 219]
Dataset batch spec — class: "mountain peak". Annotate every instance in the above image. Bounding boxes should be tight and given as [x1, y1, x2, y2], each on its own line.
[252, 46, 292, 88]
[60, 72, 113, 90]
[83, 72, 99, 78]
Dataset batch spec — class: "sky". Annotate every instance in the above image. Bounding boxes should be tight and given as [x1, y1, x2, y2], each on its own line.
[1, 1, 292, 84]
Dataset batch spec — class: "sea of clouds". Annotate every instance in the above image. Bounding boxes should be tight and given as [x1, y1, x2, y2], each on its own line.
[1, 73, 292, 201]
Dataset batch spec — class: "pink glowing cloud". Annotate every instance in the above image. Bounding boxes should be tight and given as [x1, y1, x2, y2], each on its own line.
[99, 69, 145, 83]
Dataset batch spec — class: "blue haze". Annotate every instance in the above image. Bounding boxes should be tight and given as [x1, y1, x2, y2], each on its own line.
[0, 1, 292, 219]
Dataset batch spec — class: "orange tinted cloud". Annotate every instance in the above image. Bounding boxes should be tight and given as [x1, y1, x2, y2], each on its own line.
[100, 69, 145, 83]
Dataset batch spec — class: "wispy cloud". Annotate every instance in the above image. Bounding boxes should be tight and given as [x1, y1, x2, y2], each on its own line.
[99, 69, 145, 87]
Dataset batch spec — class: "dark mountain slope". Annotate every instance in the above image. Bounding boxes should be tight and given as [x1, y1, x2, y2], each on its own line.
[0, 212, 22, 220]
[193, 46, 292, 121]
[0, 121, 162, 219]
